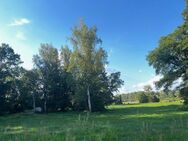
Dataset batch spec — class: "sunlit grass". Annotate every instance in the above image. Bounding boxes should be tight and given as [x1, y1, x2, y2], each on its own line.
[0, 101, 188, 141]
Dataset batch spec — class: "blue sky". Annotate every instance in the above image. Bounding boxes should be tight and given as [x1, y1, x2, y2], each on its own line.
[0, 0, 186, 93]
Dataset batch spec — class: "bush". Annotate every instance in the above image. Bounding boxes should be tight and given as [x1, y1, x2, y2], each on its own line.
[150, 95, 160, 103]
[113, 95, 123, 105]
[180, 87, 188, 105]
[139, 94, 149, 103]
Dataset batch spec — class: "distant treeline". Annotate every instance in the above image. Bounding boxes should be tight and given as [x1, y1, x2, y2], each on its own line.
[121, 90, 180, 103]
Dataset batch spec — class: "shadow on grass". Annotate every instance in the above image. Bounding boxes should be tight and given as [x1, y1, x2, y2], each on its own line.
[92, 104, 188, 121]
[0, 103, 188, 140]
[108, 105, 179, 115]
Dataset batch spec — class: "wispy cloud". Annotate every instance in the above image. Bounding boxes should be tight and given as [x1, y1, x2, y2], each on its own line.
[9, 18, 31, 26]
[16, 31, 26, 40]
[108, 48, 114, 57]
[0, 28, 37, 70]
[132, 75, 162, 91]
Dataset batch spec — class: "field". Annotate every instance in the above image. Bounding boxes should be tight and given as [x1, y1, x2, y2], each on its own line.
[0, 102, 188, 141]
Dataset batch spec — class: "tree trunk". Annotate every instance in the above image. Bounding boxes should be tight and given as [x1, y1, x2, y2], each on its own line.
[32, 93, 36, 112]
[44, 99, 47, 113]
[87, 85, 92, 112]
[44, 93, 47, 113]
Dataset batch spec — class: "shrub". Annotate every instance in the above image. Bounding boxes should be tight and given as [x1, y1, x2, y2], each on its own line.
[180, 87, 188, 105]
[150, 95, 160, 102]
[113, 95, 123, 105]
[139, 94, 149, 103]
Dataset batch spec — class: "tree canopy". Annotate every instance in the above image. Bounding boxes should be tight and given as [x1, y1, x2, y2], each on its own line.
[0, 44, 23, 113]
[0, 22, 123, 114]
[147, 0, 188, 104]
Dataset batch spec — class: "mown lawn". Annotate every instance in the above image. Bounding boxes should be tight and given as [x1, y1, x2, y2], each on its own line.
[0, 101, 188, 141]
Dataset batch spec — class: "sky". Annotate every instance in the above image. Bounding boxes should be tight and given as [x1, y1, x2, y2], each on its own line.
[0, 0, 186, 93]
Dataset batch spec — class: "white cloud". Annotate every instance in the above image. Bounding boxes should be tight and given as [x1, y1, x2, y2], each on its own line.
[0, 28, 37, 70]
[118, 85, 129, 94]
[9, 18, 31, 26]
[16, 31, 26, 40]
[132, 75, 162, 91]
[171, 78, 183, 89]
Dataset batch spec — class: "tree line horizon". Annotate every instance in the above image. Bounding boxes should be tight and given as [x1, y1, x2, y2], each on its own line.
[0, 0, 188, 114]
[0, 21, 124, 114]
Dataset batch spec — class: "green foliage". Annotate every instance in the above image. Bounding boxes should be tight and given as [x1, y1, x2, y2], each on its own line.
[60, 46, 72, 71]
[147, 1, 188, 104]
[121, 91, 142, 102]
[0, 44, 23, 114]
[0, 21, 123, 114]
[149, 95, 160, 103]
[113, 95, 123, 105]
[19, 69, 42, 110]
[33, 44, 72, 112]
[144, 85, 152, 92]
[139, 93, 149, 103]
[121, 91, 161, 103]
[68, 21, 123, 111]
[180, 86, 188, 104]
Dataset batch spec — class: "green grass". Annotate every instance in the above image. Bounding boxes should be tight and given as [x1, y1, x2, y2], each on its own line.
[0, 101, 188, 141]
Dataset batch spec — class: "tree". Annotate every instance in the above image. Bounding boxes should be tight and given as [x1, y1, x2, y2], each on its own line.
[114, 95, 123, 105]
[60, 46, 72, 71]
[150, 95, 160, 103]
[69, 21, 104, 111]
[144, 85, 152, 92]
[143, 85, 160, 103]
[0, 44, 23, 113]
[33, 44, 70, 112]
[139, 93, 149, 103]
[19, 69, 41, 112]
[147, 1, 188, 104]
[0, 23, 124, 114]
[69, 21, 123, 111]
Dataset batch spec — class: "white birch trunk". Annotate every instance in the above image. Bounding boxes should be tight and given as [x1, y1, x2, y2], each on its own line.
[87, 86, 92, 112]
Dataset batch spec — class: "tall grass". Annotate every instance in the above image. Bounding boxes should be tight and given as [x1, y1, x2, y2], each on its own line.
[0, 102, 188, 141]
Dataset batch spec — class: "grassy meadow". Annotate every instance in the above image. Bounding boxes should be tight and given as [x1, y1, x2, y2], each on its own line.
[0, 101, 188, 141]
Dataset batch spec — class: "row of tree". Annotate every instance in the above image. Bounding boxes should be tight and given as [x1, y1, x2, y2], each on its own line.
[121, 85, 160, 103]
[121, 90, 179, 103]
[0, 22, 123, 114]
[1, 0, 188, 114]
